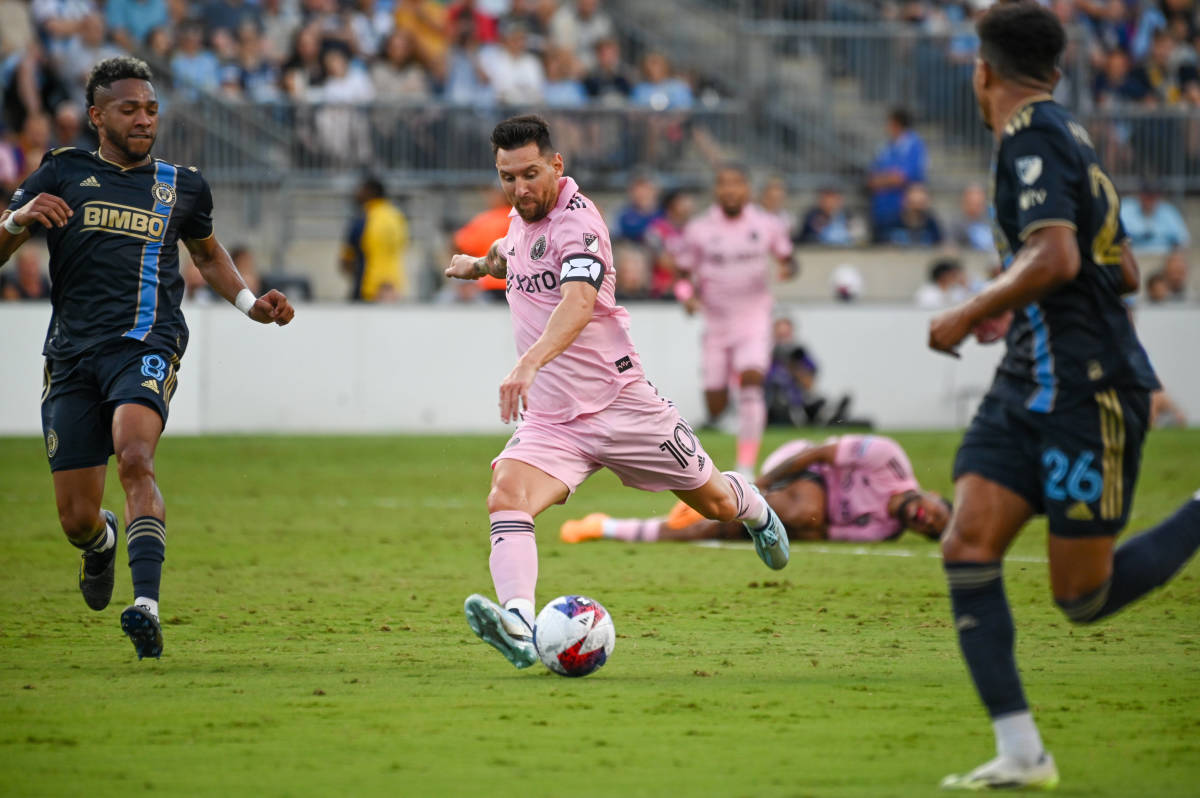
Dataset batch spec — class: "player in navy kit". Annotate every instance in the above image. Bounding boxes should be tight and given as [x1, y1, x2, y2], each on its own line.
[928, 2, 1200, 789]
[0, 57, 295, 659]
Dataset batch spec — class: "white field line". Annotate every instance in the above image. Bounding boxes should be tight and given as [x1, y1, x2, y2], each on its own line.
[692, 540, 1048, 564]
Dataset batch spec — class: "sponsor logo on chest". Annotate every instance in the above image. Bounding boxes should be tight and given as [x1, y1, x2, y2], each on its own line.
[80, 201, 168, 242]
[507, 268, 560, 295]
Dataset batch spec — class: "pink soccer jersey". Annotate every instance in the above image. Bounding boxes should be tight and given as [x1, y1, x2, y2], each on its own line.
[819, 435, 921, 542]
[500, 176, 645, 424]
[676, 203, 793, 329]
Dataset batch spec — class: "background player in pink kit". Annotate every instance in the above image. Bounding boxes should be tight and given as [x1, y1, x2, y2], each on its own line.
[561, 434, 951, 544]
[444, 115, 791, 670]
[675, 165, 798, 477]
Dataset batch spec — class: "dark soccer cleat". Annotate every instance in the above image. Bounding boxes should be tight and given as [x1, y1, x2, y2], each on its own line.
[78, 510, 118, 611]
[120, 604, 163, 660]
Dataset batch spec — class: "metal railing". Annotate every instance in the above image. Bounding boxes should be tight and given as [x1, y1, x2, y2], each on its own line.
[154, 101, 759, 190]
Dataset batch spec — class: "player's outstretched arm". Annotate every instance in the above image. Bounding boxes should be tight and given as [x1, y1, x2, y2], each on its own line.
[445, 238, 507, 281]
[929, 225, 1079, 357]
[184, 235, 295, 326]
[756, 441, 839, 489]
[497, 281, 596, 423]
[0, 195, 73, 265]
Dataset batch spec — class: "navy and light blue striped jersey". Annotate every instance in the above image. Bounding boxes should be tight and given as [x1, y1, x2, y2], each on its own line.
[7, 147, 213, 360]
[987, 96, 1159, 412]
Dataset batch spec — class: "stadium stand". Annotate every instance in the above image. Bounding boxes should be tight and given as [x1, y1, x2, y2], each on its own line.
[0, 0, 1196, 301]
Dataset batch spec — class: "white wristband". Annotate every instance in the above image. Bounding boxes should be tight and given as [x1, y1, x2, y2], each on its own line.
[3, 215, 26, 234]
[234, 288, 256, 316]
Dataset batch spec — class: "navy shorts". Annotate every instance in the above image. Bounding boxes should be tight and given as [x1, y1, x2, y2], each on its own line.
[41, 340, 180, 472]
[953, 389, 1149, 538]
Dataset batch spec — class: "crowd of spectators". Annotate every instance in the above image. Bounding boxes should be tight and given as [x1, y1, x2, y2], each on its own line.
[0, 0, 725, 170]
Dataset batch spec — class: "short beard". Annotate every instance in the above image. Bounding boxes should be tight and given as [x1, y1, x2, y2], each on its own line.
[720, 203, 743, 218]
[516, 203, 548, 223]
[105, 129, 155, 164]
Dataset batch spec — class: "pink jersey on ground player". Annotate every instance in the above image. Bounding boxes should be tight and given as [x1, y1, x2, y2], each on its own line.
[500, 176, 644, 423]
[676, 203, 793, 331]
[762, 435, 920, 542]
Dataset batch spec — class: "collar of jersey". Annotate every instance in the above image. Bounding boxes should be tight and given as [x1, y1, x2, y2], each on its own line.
[999, 93, 1055, 134]
[93, 150, 154, 172]
[506, 176, 579, 224]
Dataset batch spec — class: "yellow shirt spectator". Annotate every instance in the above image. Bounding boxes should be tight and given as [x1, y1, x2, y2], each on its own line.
[341, 180, 409, 302]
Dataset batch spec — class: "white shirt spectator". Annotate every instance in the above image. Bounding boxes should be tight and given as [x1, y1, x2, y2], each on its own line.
[479, 42, 545, 105]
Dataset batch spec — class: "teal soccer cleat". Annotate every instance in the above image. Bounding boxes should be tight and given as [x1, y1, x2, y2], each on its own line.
[744, 486, 789, 570]
[464, 594, 538, 669]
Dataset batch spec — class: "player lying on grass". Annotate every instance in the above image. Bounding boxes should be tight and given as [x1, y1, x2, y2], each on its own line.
[561, 435, 951, 544]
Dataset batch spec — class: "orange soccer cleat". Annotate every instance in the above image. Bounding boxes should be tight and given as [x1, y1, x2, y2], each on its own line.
[559, 512, 609, 543]
[664, 500, 705, 530]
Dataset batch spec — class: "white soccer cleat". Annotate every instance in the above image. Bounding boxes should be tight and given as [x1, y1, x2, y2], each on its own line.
[940, 753, 1059, 791]
[464, 594, 539, 669]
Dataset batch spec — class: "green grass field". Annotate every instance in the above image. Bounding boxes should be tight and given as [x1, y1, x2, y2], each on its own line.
[1, 430, 1198, 798]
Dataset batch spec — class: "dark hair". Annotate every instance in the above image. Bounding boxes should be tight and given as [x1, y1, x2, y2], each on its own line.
[490, 114, 554, 156]
[930, 258, 963, 282]
[660, 188, 688, 213]
[359, 176, 386, 199]
[86, 56, 153, 108]
[977, 0, 1065, 85]
[888, 107, 912, 129]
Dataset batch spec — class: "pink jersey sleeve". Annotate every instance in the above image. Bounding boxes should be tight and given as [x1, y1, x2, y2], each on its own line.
[673, 221, 699, 273]
[770, 214, 794, 260]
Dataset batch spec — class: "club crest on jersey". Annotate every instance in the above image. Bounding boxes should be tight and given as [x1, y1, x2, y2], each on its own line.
[1015, 156, 1043, 186]
[152, 182, 177, 207]
[530, 235, 547, 261]
[583, 232, 599, 253]
[46, 429, 58, 458]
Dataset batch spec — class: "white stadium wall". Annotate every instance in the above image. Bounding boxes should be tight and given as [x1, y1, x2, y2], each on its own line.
[1, 304, 1197, 435]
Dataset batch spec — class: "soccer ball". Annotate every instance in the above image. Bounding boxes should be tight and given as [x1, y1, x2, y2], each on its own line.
[533, 595, 615, 677]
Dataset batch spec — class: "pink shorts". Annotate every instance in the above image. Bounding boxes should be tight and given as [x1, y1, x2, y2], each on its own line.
[701, 322, 771, 390]
[493, 379, 715, 498]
